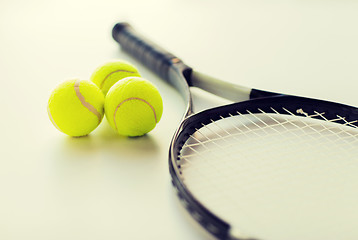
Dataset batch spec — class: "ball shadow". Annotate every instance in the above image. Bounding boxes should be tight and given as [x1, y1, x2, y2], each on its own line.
[62, 119, 160, 161]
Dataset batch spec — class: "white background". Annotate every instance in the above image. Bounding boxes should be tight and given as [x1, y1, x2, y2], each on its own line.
[1, 1, 358, 240]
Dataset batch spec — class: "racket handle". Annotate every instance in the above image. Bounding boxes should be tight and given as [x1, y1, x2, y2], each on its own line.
[112, 23, 191, 81]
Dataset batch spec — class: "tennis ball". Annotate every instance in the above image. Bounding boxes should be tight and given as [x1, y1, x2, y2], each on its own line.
[47, 79, 105, 137]
[90, 60, 141, 95]
[105, 77, 163, 137]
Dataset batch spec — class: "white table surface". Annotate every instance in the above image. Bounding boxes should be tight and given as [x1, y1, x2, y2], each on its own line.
[1, 1, 358, 239]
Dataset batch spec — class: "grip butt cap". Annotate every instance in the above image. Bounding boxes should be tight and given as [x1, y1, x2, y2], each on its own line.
[112, 22, 131, 41]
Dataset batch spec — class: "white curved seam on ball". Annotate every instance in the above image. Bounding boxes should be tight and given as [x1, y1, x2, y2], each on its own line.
[74, 80, 102, 123]
[113, 97, 157, 130]
[100, 70, 137, 89]
[47, 105, 62, 132]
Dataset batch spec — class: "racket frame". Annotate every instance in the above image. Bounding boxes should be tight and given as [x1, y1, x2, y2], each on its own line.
[112, 22, 358, 240]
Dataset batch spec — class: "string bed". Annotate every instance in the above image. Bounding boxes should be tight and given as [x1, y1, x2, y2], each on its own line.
[178, 108, 358, 240]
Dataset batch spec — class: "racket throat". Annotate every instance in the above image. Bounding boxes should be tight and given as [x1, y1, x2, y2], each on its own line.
[249, 88, 282, 99]
[191, 71, 282, 101]
[190, 71, 252, 102]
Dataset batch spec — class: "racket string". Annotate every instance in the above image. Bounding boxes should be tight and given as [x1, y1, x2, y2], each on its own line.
[269, 108, 358, 152]
[181, 116, 267, 209]
[182, 109, 357, 164]
[182, 109, 358, 153]
[282, 107, 358, 140]
[182, 113, 300, 205]
[177, 108, 358, 240]
[181, 114, 355, 178]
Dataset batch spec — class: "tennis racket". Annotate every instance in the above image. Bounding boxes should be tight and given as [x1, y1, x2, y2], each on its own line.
[112, 22, 358, 240]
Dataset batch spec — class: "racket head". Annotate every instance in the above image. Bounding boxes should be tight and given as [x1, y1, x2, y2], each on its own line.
[169, 95, 358, 240]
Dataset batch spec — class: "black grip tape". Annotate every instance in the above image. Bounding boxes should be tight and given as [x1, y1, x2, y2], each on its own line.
[112, 23, 185, 81]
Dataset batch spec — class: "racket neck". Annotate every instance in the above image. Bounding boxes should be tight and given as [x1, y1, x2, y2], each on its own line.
[168, 63, 194, 116]
[190, 71, 282, 102]
[190, 71, 252, 102]
[249, 88, 282, 99]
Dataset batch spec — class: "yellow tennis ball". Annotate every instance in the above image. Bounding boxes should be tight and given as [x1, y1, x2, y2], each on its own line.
[90, 60, 141, 95]
[47, 79, 105, 137]
[105, 77, 163, 137]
